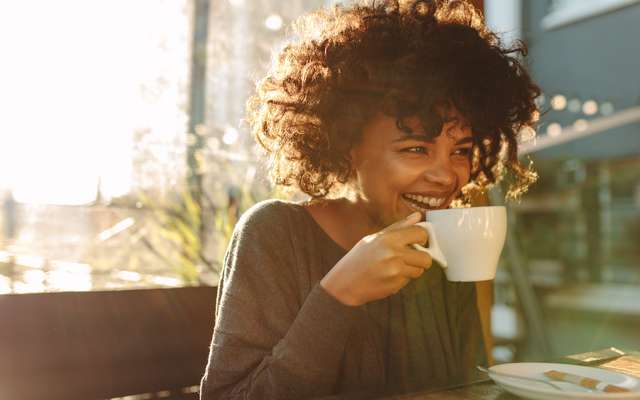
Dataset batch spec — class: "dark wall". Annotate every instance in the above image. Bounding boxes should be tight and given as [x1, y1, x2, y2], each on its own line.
[522, 1, 640, 110]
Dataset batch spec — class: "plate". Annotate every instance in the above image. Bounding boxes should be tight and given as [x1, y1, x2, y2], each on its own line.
[488, 362, 640, 400]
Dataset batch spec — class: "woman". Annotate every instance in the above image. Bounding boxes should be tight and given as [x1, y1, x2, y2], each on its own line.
[200, 1, 539, 398]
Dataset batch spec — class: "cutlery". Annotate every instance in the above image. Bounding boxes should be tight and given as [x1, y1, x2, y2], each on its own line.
[544, 369, 630, 393]
[477, 365, 566, 391]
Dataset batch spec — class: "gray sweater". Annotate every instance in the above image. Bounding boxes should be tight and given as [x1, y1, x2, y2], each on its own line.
[200, 200, 486, 399]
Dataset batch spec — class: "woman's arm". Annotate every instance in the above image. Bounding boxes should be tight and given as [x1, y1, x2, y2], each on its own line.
[200, 202, 363, 400]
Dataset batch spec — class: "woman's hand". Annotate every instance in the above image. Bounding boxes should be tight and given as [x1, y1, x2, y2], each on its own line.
[320, 212, 433, 306]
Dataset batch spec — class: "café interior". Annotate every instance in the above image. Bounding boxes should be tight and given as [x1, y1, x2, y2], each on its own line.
[1, 0, 639, 399]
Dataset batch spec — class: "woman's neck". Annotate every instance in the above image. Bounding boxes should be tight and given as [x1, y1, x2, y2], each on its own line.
[305, 197, 378, 250]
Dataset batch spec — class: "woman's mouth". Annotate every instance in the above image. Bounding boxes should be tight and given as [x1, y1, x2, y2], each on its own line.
[401, 193, 447, 213]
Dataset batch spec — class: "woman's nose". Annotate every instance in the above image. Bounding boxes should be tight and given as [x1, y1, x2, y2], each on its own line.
[423, 159, 456, 187]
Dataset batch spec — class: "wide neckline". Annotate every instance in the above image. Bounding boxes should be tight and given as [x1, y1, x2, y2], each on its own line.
[292, 201, 350, 255]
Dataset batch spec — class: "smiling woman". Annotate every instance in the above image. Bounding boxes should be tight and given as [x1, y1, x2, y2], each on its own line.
[349, 111, 474, 226]
[200, 1, 541, 399]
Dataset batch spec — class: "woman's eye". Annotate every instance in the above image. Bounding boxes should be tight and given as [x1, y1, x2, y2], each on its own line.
[453, 147, 472, 157]
[401, 146, 472, 157]
[403, 146, 427, 154]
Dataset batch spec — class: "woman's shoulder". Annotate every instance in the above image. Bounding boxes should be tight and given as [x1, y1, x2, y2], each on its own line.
[235, 199, 309, 236]
[240, 198, 303, 222]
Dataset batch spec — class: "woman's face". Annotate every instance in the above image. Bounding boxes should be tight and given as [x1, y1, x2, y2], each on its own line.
[349, 110, 473, 229]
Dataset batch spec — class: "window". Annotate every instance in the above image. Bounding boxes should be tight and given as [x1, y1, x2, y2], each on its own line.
[542, 0, 640, 30]
[0, 0, 331, 293]
[0, 0, 191, 293]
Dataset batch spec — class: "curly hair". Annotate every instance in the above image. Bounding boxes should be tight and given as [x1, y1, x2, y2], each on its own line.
[247, 0, 540, 201]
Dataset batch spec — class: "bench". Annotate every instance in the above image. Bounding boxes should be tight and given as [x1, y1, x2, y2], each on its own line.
[0, 286, 217, 400]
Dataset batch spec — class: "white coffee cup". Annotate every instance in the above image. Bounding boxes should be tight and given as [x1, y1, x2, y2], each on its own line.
[413, 206, 507, 282]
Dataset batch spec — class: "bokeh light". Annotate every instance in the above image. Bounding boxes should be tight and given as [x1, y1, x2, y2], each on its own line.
[551, 95, 567, 110]
[265, 14, 283, 31]
[582, 100, 598, 115]
[546, 122, 562, 137]
[600, 102, 615, 116]
[223, 126, 240, 145]
[573, 119, 589, 131]
[568, 98, 581, 113]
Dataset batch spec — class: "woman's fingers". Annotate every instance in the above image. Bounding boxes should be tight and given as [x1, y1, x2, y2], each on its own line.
[380, 212, 422, 233]
[385, 225, 429, 247]
[383, 256, 429, 280]
[400, 248, 432, 269]
[402, 265, 426, 279]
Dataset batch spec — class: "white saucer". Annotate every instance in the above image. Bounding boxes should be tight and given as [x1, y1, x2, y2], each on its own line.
[488, 362, 640, 400]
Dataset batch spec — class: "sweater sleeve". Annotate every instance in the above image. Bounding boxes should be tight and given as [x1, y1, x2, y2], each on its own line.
[200, 201, 364, 400]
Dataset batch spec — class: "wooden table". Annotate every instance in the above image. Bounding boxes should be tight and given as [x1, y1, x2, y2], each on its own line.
[372, 349, 639, 399]
[379, 380, 517, 399]
[315, 379, 518, 400]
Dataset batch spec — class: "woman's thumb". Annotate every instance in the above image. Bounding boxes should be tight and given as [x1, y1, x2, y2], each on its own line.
[382, 211, 421, 232]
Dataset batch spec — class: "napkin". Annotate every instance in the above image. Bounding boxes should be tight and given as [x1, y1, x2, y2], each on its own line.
[599, 353, 640, 379]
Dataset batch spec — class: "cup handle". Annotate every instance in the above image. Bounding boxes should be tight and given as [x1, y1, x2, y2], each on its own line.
[413, 221, 448, 268]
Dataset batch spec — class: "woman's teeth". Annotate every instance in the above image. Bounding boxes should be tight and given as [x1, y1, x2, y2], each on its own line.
[402, 194, 445, 210]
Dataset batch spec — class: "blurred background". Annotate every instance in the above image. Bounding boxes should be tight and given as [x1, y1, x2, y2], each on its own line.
[0, 0, 638, 363]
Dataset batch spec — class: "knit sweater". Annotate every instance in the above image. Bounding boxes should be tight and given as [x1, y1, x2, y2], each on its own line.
[200, 199, 486, 399]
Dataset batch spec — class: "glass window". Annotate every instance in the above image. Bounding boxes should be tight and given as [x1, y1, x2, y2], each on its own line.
[542, 0, 640, 30]
[0, 0, 191, 293]
[0, 0, 334, 294]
